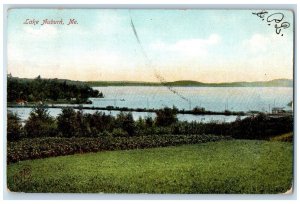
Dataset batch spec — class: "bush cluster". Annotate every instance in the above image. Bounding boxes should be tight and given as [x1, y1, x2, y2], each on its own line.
[7, 107, 293, 142]
[7, 134, 232, 163]
[7, 106, 293, 163]
[7, 107, 176, 141]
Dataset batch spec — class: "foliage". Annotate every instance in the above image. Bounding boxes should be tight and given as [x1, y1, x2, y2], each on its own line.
[270, 132, 293, 142]
[84, 111, 115, 136]
[191, 106, 205, 114]
[165, 113, 293, 140]
[57, 108, 79, 138]
[7, 134, 231, 163]
[145, 116, 154, 127]
[229, 113, 293, 140]
[155, 107, 178, 126]
[7, 111, 23, 141]
[112, 128, 129, 137]
[24, 106, 57, 138]
[7, 75, 103, 103]
[115, 112, 136, 136]
[8, 108, 293, 141]
[7, 140, 293, 193]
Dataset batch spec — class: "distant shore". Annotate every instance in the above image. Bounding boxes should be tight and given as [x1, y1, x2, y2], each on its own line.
[86, 79, 293, 87]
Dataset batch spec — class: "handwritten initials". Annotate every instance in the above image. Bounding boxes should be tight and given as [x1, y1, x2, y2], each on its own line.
[252, 10, 290, 36]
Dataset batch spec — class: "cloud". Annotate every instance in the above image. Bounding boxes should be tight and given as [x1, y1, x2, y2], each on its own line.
[150, 34, 221, 57]
[241, 33, 292, 54]
[242, 33, 293, 63]
[236, 33, 293, 81]
[242, 33, 275, 53]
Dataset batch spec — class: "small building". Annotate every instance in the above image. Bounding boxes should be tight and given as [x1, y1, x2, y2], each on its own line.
[16, 99, 27, 106]
[272, 107, 285, 114]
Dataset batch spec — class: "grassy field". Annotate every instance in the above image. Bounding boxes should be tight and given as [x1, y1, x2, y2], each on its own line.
[7, 140, 293, 194]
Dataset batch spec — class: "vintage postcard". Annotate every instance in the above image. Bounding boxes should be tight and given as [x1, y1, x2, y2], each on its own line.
[6, 8, 294, 194]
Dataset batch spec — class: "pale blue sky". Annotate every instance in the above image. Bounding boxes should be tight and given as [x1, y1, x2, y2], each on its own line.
[7, 9, 294, 82]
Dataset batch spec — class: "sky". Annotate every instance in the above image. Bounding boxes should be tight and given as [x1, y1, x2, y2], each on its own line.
[7, 9, 294, 83]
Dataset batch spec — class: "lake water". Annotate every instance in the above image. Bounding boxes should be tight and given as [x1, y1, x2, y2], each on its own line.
[8, 86, 293, 123]
[89, 86, 293, 112]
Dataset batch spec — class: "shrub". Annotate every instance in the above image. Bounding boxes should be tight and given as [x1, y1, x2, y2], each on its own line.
[270, 132, 293, 142]
[115, 112, 136, 136]
[112, 128, 129, 137]
[74, 110, 89, 137]
[10, 107, 294, 141]
[7, 134, 232, 163]
[145, 116, 154, 127]
[155, 107, 178, 126]
[24, 106, 56, 138]
[230, 113, 293, 140]
[97, 130, 112, 138]
[57, 107, 77, 138]
[7, 111, 23, 141]
[86, 111, 115, 133]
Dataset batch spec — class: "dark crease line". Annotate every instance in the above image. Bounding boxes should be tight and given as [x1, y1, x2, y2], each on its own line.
[130, 19, 141, 45]
[129, 12, 191, 104]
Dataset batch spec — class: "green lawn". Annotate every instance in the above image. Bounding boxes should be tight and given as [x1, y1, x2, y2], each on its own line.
[7, 140, 293, 193]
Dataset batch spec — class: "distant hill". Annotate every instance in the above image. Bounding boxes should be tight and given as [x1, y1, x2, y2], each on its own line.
[87, 79, 293, 87]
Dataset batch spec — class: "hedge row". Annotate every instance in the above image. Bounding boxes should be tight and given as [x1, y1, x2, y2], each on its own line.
[7, 134, 232, 163]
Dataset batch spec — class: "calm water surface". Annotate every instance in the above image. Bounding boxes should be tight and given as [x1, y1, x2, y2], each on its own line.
[90, 86, 293, 112]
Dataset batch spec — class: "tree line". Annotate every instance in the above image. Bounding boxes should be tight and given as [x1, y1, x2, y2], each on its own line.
[7, 75, 103, 103]
[7, 106, 293, 141]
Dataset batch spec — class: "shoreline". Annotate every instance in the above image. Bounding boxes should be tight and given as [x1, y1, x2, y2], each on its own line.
[6, 104, 275, 117]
